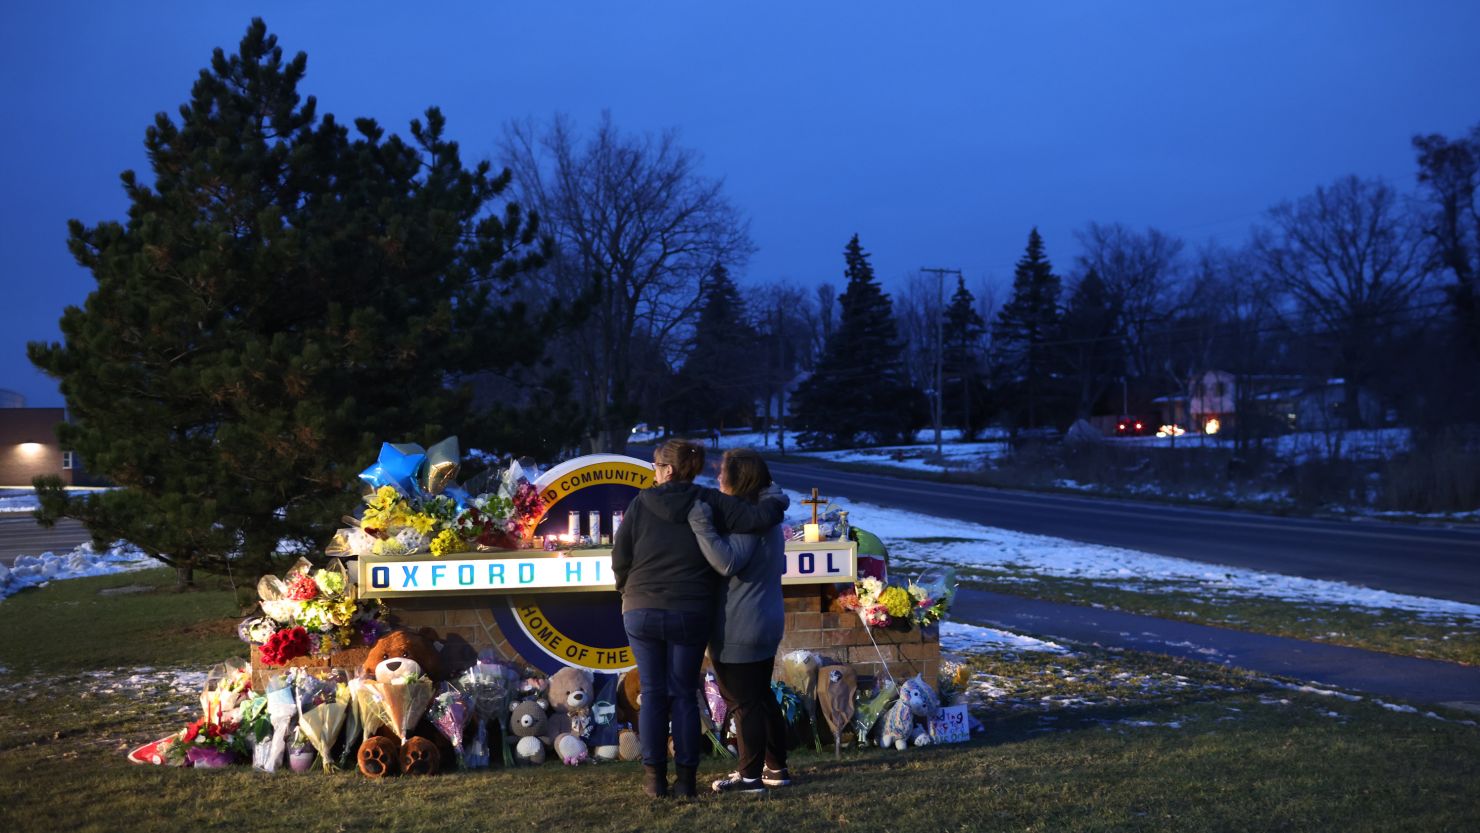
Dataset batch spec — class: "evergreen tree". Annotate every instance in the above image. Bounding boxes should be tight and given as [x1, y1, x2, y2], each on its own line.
[1056, 268, 1123, 419]
[793, 235, 917, 446]
[942, 276, 988, 437]
[27, 20, 556, 587]
[667, 264, 758, 432]
[991, 229, 1062, 429]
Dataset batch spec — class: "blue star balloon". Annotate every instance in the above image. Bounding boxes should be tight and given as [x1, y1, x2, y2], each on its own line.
[358, 442, 426, 495]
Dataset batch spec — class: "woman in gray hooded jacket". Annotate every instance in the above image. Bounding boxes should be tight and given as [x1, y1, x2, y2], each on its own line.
[687, 447, 792, 793]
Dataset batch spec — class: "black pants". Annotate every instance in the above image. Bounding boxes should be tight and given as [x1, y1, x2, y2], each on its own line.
[712, 656, 788, 779]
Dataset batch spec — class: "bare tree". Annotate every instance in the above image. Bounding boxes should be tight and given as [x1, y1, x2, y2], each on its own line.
[500, 112, 754, 452]
[744, 282, 818, 449]
[895, 271, 942, 396]
[1075, 222, 1186, 383]
[1255, 175, 1431, 427]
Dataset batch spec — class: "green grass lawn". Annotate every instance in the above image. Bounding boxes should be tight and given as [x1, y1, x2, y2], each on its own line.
[2, 569, 1479, 833]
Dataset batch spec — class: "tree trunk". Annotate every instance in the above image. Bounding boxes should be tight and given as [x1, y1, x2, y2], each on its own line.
[175, 560, 196, 591]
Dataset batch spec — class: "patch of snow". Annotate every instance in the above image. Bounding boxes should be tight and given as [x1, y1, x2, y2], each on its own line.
[0, 542, 156, 602]
[801, 490, 1480, 621]
[940, 621, 1070, 655]
[0, 493, 41, 513]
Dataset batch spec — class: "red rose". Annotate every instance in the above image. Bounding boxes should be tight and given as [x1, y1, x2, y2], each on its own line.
[260, 626, 311, 666]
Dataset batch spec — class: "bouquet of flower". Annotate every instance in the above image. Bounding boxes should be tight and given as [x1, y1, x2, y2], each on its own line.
[938, 658, 973, 706]
[853, 680, 899, 746]
[349, 677, 387, 744]
[295, 672, 349, 772]
[240, 558, 383, 659]
[200, 659, 253, 725]
[364, 671, 434, 743]
[334, 438, 549, 558]
[427, 682, 472, 768]
[259, 672, 300, 772]
[457, 656, 519, 767]
[163, 716, 242, 768]
[907, 566, 957, 627]
[259, 626, 310, 667]
[839, 570, 957, 630]
[780, 650, 822, 750]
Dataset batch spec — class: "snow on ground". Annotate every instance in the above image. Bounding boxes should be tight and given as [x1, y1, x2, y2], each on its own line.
[781, 488, 1480, 621]
[0, 542, 157, 602]
[940, 621, 1069, 654]
[0, 490, 41, 513]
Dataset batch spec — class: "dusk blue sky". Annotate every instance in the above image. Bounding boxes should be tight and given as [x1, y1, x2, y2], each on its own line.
[3, 1, 1478, 406]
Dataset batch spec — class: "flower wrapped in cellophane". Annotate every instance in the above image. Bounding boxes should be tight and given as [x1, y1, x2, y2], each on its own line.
[457, 655, 519, 767]
[907, 566, 957, 627]
[364, 671, 434, 743]
[779, 650, 821, 750]
[427, 682, 472, 768]
[295, 671, 349, 772]
[259, 672, 300, 772]
[853, 680, 899, 747]
[200, 658, 253, 726]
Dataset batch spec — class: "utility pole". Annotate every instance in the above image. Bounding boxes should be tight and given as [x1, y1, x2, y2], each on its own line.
[921, 267, 962, 456]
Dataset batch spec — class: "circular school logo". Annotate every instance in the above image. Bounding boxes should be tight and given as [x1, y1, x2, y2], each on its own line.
[488, 454, 652, 674]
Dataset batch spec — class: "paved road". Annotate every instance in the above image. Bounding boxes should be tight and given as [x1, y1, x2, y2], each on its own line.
[954, 588, 1480, 710]
[763, 458, 1480, 605]
[0, 516, 92, 566]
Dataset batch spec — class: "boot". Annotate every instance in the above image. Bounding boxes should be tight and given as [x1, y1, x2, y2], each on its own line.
[673, 764, 699, 799]
[642, 764, 668, 799]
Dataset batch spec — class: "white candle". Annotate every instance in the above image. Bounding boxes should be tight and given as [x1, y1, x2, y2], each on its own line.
[803, 523, 821, 543]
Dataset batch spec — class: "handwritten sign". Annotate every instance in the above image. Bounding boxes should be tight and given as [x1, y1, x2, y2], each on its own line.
[928, 704, 970, 744]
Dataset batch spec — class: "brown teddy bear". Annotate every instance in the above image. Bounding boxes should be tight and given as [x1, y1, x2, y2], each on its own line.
[357, 628, 454, 777]
[547, 666, 594, 765]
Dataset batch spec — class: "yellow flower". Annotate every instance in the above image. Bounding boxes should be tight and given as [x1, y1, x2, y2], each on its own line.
[407, 513, 438, 536]
[880, 586, 913, 619]
[430, 529, 464, 557]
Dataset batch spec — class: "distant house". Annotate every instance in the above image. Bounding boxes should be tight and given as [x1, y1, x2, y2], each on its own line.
[1152, 372, 1383, 436]
[0, 406, 80, 487]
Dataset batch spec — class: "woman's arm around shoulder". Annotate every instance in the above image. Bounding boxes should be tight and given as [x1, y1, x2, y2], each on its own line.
[687, 501, 759, 577]
[701, 483, 790, 534]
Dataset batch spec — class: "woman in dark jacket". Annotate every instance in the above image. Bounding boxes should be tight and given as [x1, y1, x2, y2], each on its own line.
[610, 439, 785, 799]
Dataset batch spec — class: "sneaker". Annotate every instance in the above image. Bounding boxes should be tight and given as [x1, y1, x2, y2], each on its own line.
[711, 771, 767, 794]
[761, 766, 792, 787]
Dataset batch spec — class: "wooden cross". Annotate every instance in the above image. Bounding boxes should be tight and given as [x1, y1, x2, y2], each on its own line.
[801, 487, 828, 526]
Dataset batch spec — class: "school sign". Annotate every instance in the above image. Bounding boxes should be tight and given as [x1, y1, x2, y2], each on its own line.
[359, 454, 856, 674]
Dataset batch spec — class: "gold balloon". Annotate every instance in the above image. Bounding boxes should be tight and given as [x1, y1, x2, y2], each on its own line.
[422, 436, 460, 496]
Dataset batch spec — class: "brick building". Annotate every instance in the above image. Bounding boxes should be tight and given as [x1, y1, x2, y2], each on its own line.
[0, 407, 77, 487]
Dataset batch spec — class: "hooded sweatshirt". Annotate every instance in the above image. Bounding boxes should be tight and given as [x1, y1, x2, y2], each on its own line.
[612, 481, 784, 615]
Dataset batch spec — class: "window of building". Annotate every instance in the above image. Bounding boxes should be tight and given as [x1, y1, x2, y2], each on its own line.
[62, 450, 75, 470]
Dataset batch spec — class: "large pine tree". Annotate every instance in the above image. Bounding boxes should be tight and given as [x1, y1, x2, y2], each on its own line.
[991, 228, 1063, 429]
[27, 20, 555, 586]
[667, 264, 758, 432]
[793, 235, 917, 446]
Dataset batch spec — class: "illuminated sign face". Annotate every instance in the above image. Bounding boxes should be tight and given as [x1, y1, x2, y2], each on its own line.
[364, 554, 613, 594]
[361, 541, 855, 595]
